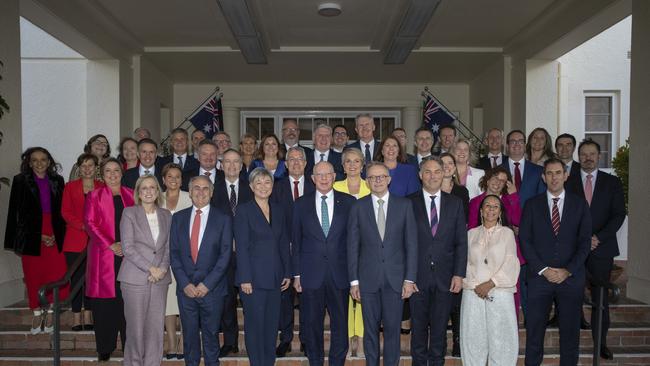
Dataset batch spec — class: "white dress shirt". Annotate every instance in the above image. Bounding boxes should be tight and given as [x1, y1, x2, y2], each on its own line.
[488, 152, 504, 167]
[360, 139, 376, 159]
[371, 192, 389, 224]
[199, 167, 217, 183]
[508, 157, 526, 178]
[227, 178, 240, 204]
[315, 190, 334, 228]
[174, 153, 188, 168]
[417, 153, 431, 165]
[423, 189, 441, 223]
[139, 164, 156, 176]
[189, 204, 210, 251]
[314, 149, 330, 164]
[289, 175, 305, 198]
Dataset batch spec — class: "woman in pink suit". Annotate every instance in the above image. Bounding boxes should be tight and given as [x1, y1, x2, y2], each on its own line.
[85, 158, 134, 362]
[467, 166, 524, 316]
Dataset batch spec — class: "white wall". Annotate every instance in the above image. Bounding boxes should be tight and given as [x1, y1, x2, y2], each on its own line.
[470, 57, 505, 135]
[135, 55, 173, 142]
[526, 59, 561, 136]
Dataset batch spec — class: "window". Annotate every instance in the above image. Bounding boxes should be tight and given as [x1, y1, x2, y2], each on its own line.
[584, 94, 617, 168]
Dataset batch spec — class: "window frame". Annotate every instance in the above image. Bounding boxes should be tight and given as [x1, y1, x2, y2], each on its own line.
[583, 91, 619, 170]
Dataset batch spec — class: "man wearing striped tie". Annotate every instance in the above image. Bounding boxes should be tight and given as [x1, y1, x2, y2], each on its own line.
[520, 157, 592, 366]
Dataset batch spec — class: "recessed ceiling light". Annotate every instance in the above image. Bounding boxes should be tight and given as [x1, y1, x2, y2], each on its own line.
[318, 2, 342, 17]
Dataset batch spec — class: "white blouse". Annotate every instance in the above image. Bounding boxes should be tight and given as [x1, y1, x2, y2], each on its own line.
[146, 212, 159, 243]
[463, 224, 520, 293]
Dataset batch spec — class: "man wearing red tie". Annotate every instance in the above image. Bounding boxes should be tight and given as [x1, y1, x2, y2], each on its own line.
[170, 175, 233, 365]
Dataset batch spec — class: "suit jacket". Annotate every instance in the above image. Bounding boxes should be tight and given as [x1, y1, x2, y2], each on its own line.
[157, 154, 200, 173]
[566, 170, 626, 258]
[117, 206, 172, 285]
[292, 191, 356, 290]
[305, 149, 345, 181]
[234, 201, 291, 289]
[478, 154, 508, 171]
[520, 191, 592, 279]
[280, 144, 313, 159]
[213, 176, 253, 217]
[346, 139, 381, 156]
[4, 173, 66, 256]
[122, 164, 164, 189]
[408, 191, 468, 292]
[180, 167, 225, 192]
[85, 185, 135, 298]
[567, 160, 581, 180]
[61, 178, 104, 252]
[271, 176, 316, 232]
[170, 205, 232, 296]
[406, 154, 419, 170]
[500, 158, 546, 207]
[347, 194, 418, 293]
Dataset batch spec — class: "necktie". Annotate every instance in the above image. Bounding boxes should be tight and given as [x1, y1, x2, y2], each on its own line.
[377, 198, 386, 240]
[491, 156, 498, 168]
[145, 169, 151, 175]
[585, 174, 593, 206]
[430, 195, 438, 237]
[293, 181, 300, 201]
[190, 209, 202, 263]
[204, 171, 211, 177]
[513, 162, 522, 192]
[365, 144, 371, 162]
[177, 156, 184, 168]
[551, 198, 560, 236]
[229, 184, 237, 215]
[321, 195, 330, 237]
[320, 153, 325, 162]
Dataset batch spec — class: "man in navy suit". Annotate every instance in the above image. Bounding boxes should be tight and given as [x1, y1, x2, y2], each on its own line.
[555, 133, 581, 179]
[500, 130, 546, 207]
[270, 146, 314, 357]
[158, 128, 199, 173]
[566, 139, 626, 360]
[181, 140, 224, 192]
[170, 175, 233, 366]
[280, 118, 313, 157]
[292, 161, 356, 366]
[407, 157, 467, 366]
[121, 138, 164, 188]
[346, 113, 380, 163]
[520, 158, 592, 366]
[213, 149, 253, 357]
[412, 127, 435, 169]
[478, 128, 507, 171]
[348, 162, 418, 366]
[305, 124, 344, 180]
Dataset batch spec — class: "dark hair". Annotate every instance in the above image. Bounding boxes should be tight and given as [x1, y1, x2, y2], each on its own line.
[100, 157, 124, 177]
[332, 124, 348, 135]
[223, 148, 242, 158]
[439, 152, 460, 185]
[506, 129, 526, 144]
[525, 127, 555, 160]
[76, 153, 99, 168]
[415, 126, 434, 138]
[439, 124, 457, 136]
[392, 127, 406, 134]
[161, 162, 183, 179]
[578, 138, 601, 154]
[555, 133, 576, 149]
[478, 166, 511, 195]
[137, 138, 158, 150]
[83, 134, 111, 159]
[419, 155, 443, 170]
[117, 137, 138, 164]
[376, 135, 406, 163]
[543, 157, 567, 172]
[170, 128, 189, 137]
[478, 194, 510, 227]
[20, 147, 61, 177]
[255, 134, 284, 160]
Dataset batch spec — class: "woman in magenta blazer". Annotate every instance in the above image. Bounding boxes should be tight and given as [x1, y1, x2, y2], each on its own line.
[62, 153, 104, 331]
[84, 158, 134, 362]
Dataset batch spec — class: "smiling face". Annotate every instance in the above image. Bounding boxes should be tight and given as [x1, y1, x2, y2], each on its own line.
[381, 137, 400, 162]
[452, 141, 470, 165]
[198, 143, 218, 170]
[486, 172, 508, 196]
[487, 129, 503, 154]
[439, 127, 456, 150]
[79, 158, 97, 180]
[440, 155, 456, 178]
[507, 131, 525, 160]
[480, 196, 502, 226]
[122, 140, 138, 162]
[29, 151, 50, 178]
[102, 161, 123, 188]
[366, 164, 391, 196]
[189, 176, 213, 209]
[251, 174, 274, 200]
[530, 130, 547, 151]
[90, 137, 109, 158]
[191, 130, 206, 150]
[355, 116, 375, 142]
[415, 130, 434, 155]
[578, 143, 599, 173]
[170, 132, 188, 155]
[163, 167, 182, 191]
[262, 136, 279, 159]
[138, 142, 157, 169]
[333, 126, 348, 149]
[419, 159, 444, 194]
[286, 149, 307, 178]
[343, 150, 363, 178]
[240, 136, 257, 156]
[542, 161, 568, 195]
[555, 136, 575, 162]
[138, 177, 160, 205]
[313, 127, 332, 152]
[222, 150, 243, 181]
[212, 133, 232, 155]
[282, 120, 299, 146]
[312, 162, 335, 194]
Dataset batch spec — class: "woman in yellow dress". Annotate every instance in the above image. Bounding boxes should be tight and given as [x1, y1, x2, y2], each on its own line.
[332, 147, 370, 358]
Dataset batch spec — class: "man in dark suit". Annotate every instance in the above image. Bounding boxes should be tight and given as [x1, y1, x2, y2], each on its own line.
[181, 140, 224, 192]
[555, 133, 581, 179]
[432, 125, 456, 156]
[500, 130, 546, 207]
[566, 139, 626, 360]
[348, 162, 418, 366]
[158, 128, 199, 173]
[331, 124, 349, 153]
[346, 113, 380, 163]
[190, 129, 206, 160]
[305, 124, 344, 180]
[478, 128, 507, 171]
[292, 161, 356, 366]
[392, 127, 418, 168]
[170, 175, 233, 366]
[520, 158, 592, 366]
[280, 118, 313, 157]
[408, 157, 467, 366]
[413, 127, 435, 169]
[121, 138, 164, 188]
[212, 149, 253, 357]
[270, 146, 314, 357]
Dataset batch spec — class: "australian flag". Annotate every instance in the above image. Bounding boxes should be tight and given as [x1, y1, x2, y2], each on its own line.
[189, 96, 223, 139]
[423, 94, 455, 144]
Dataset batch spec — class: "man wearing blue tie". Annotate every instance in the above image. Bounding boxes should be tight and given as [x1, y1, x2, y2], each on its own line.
[347, 162, 418, 366]
[292, 161, 356, 366]
[346, 113, 380, 164]
[520, 158, 592, 366]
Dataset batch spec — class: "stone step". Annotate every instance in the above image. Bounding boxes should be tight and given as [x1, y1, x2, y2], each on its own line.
[1, 324, 649, 353]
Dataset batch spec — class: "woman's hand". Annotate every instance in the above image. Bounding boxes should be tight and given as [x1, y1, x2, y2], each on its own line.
[506, 180, 517, 194]
[474, 280, 495, 299]
[241, 283, 253, 295]
[41, 235, 55, 247]
[109, 242, 123, 256]
[149, 267, 165, 281]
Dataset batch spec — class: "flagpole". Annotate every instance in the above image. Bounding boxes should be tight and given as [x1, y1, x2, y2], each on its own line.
[160, 87, 222, 147]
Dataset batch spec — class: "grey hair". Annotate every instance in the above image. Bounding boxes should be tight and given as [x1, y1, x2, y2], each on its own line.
[188, 175, 214, 193]
[249, 167, 274, 185]
[314, 123, 332, 134]
[287, 146, 307, 161]
[355, 113, 374, 125]
[419, 155, 443, 170]
[365, 161, 389, 175]
[342, 147, 364, 163]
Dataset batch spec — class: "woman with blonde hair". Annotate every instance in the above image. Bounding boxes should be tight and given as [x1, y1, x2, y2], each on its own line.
[451, 138, 484, 200]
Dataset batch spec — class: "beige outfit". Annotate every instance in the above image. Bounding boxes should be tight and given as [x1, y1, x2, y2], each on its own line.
[162, 190, 192, 316]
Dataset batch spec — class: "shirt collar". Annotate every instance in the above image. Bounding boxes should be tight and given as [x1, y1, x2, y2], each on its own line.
[290, 175, 304, 184]
[371, 191, 389, 205]
[316, 189, 334, 200]
[488, 152, 502, 158]
[192, 204, 210, 215]
[547, 189, 566, 201]
[423, 189, 441, 200]
[226, 177, 240, 186]
[581, 169, 598, 180]
[139, 164, 155, 175]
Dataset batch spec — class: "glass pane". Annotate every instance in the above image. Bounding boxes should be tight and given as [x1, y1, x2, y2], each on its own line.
[260, 117, 275, 137]
[381, 118, 396, 140]
[344, 118, 357, 141]
[298, 118, 313, 140]
[585, 115, 611, 132]
[314, 118, 327, 128]
[373, 118, 381, 140]
[329, 117, 342, 126]
[585, 97, 611, 114]
[585, 133, 612, 168]
[246, 118, 260, 139]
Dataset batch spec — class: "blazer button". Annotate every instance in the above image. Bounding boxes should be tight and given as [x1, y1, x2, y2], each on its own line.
[153, 251, 156, 254]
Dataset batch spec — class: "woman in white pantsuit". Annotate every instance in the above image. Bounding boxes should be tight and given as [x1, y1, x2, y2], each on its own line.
[461, 194, 520, 366]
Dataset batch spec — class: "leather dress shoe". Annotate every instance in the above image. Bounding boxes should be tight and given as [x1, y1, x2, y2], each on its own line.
[600, 346, 614, 360]
[400, 328, 411, 335]
[165, 353, 177, 360]
[300, 342, 307, 357]
[219, 344, 239, 357]
[580, 318, 591, 330]
[276, 342, 291, 357]
[98, 353, 111, 362]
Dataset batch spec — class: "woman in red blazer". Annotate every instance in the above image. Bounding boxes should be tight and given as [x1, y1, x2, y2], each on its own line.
[62, 153, 104, 331]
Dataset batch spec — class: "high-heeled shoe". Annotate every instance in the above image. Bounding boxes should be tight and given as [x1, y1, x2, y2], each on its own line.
[30, 310, 43, 335]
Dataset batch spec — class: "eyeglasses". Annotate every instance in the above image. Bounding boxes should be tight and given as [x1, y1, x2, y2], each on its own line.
[333, 132, 348, 137]
[286, 158, 305, 163]
[509, 139, 525, 145]
[367, 175, 389, 182]
[282, 127, 299, 133]
[312, 172, 334, 179]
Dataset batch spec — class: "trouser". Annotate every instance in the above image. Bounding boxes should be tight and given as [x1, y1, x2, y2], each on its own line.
[409, 284, 453, 366]
[587, 255, 614, 346]
[361, 282, 403, 366]
[241, 287, 282, 366]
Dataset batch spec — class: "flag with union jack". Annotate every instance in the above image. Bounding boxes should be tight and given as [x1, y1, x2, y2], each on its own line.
[423, 94, 455, 144]
[189, 95, 224, 139]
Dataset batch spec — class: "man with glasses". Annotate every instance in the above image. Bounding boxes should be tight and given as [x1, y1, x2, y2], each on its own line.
[305, 124, 344, 180]
[332, 125, 349, 153]
[500, 130, 545, 207]
[281, 118, 313, 157]
[348, 162, 418, 366]
[212, 131, 232, 170]
[392, 127, 418, 168]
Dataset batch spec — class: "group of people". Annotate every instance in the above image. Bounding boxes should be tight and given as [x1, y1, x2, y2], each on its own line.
[3, 114, 626, 366]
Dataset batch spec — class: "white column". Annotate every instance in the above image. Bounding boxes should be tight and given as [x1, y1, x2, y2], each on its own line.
[526, 59, 560, 136]
[222, 106, 241, 146]
[626, 0, 650, 304]
[402, 106, 421, 137]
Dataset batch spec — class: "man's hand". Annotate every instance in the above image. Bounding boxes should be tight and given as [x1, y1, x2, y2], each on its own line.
[350, 285, 361, 301]
[241, 283, 253, 295]
[474, 280, 495, 299]
[591, 235, 600, 251]
[293, 277, 302, 293]
[281, 278, 291, 291]
[402, 281, 419, 299]
[449, 276, 463, 293]
[110, 242, 123, 256]
[183, 284, 199, 298]
[553, 268, 571, 283]
[196, 283, 209, 297]
[542, 268, 571, 284]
